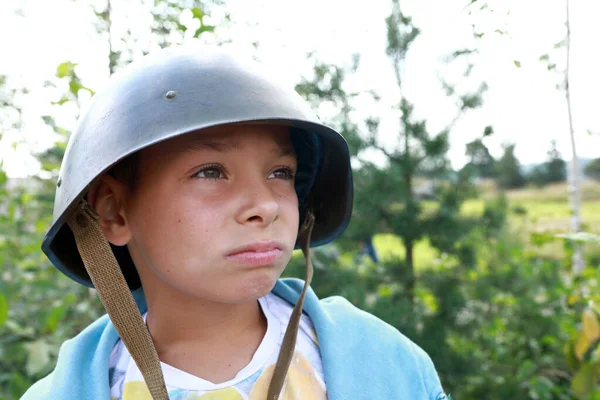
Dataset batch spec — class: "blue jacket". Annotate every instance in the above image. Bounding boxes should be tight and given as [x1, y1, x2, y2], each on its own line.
[22, 278, 446, 399]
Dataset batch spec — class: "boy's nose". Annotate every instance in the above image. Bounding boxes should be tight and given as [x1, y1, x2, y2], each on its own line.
[235, 183, 280, 227]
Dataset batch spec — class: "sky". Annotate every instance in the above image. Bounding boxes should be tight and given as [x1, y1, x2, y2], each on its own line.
[0, 0, 599, 177]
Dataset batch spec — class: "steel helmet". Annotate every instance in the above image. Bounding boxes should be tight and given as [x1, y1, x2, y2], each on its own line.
[42, 45, 353, 289]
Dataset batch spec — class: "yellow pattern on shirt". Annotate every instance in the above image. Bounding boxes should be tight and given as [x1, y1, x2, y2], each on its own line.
[122, 381, 152, 399]
[184, 388, 244, 399]
[122, 382, 244, 400]
[249, 352, 326, 400]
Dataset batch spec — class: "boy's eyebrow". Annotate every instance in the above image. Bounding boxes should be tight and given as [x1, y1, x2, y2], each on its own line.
[179, 138, 296, 157]
[183, 140, 239, 154]
[276, 145, 296, 157]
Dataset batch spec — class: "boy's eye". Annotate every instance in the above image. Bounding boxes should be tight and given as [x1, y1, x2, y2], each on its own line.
[194, 166, 224, 180]
[268, 167, 295, 180]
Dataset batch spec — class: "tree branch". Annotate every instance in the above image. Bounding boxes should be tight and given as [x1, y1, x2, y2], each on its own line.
[565, 0, 584, 273]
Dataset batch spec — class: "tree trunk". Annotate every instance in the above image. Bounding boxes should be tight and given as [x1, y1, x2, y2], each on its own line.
[403, 104, 416, 301]
[405, 238, 415, 302]
[565, 0, 584, 274]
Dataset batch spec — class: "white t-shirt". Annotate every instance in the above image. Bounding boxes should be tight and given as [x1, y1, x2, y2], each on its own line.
[109, 293, 327, 400]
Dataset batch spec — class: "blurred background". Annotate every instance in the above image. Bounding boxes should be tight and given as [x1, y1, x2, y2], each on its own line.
[1, 0, 600, 398]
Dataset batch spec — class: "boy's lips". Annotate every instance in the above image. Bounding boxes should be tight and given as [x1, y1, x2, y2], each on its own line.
[226, 240, 284, 266]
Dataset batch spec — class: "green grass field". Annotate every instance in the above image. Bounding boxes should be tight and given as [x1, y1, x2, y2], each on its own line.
[373, 181, 600, 270]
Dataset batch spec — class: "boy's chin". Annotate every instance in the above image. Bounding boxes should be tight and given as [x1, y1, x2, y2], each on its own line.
[224, 272, 281, 304]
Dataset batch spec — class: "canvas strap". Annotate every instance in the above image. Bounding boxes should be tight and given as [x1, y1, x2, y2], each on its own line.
[67, 200, 169, 399]
[266, 211, 315, 399]
[67, 199, 315, 400]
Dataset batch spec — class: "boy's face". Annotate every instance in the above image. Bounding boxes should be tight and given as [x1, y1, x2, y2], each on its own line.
[115, 125, 300, 304]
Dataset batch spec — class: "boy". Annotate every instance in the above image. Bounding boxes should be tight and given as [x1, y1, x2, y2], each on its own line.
[23, 45, 447, 399]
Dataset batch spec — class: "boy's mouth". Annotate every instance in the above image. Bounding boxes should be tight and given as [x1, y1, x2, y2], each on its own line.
[226, 240, 284, 266]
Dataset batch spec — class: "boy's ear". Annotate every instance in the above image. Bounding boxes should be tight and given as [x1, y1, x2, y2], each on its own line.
[85, 174, 132, 246]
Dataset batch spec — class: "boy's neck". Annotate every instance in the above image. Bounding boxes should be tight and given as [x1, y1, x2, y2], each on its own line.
[144, 289, 267, 345]
[142, 284, 269, 382]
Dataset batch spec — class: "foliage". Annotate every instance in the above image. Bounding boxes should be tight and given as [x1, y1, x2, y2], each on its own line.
[584, 158, 600, 182]
[463, 129, 496, 179]
[554, 232, 600, 399]
[497, 143, 526, 189]
[297, 1, 487, 302]
[0, 174, 105, 398]
[285, 198, 591, 399]
[529, 140, 568, 187]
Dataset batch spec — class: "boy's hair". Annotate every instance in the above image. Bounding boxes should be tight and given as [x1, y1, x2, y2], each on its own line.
[108, 152, 140, 191]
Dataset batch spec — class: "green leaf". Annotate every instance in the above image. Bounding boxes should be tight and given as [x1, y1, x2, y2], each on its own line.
[572, 363, 596, 398]
[583, 309, 600, 342]
[575, 331, 591, 360]
[51, 96, 70, 106]
[556, 232, 600, 244]
[529, 376, 554, 398]
[41, 115, 55, 127]
[516, 359, 535, 381]
[35, 220, 47, 233]
[45, 304, 67, 333]
[191, 7, 204, 21]
[194, 24, 215, 38]
[25, 340, 52, 377]
[0, 293, 8, 326]
[513, 60, 521, 68]
[566, 339, 580, 370]
[8, 372, 31, 399]
[530, 232, 557, 247]
[176, 21, 188, 32]
[56, 62, 76, 78]
[69, 81, 83, 96]
[378, 285, 393, 298]
[65, 292, 77, 305]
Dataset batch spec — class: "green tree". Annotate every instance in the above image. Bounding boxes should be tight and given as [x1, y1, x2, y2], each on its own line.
[297, 0, 486, 302]
[496, 143, 526, 189]
[463, 127, 496, 178]
[355, 0, 485, 300]
[529, 140, 567, 186]
[584, 158, 600, 181]
[546, 140, 567, 183]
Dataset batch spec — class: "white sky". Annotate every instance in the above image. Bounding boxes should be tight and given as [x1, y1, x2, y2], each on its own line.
[1, 0, 599, 177]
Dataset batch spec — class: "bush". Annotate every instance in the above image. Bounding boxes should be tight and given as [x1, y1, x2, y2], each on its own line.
[0, 175, 105, 399]
[292, 221, 580, 399]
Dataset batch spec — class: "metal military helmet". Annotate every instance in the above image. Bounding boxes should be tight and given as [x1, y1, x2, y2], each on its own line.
[42, 45, 353, 290]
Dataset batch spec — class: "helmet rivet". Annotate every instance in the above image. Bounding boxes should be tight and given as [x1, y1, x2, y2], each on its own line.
[57, 177, 62, 187]
[165, 90, 177, 99]
[75, 213, 88, 228]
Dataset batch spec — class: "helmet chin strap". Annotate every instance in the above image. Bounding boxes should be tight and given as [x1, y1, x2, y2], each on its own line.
[68, 199, 316, 400]
[67, 200, 169, 400]
[266, 211, 315, 399]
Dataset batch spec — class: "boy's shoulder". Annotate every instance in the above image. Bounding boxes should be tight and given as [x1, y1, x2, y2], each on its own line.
[275, 278, 447, 399]
[276, 277, 421, 346]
